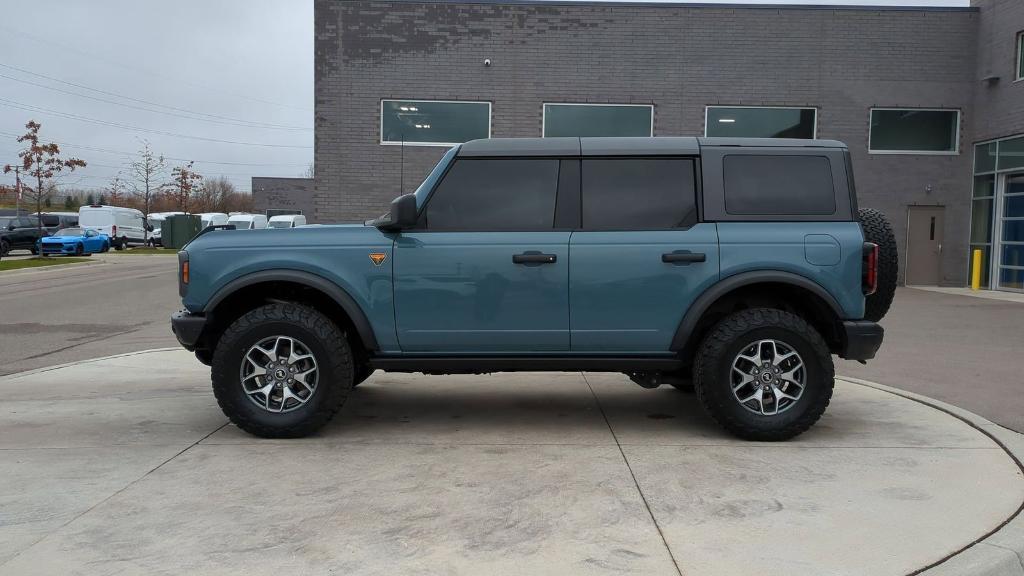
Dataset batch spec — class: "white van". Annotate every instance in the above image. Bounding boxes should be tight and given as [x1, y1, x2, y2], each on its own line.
[226, 213, 268, 230]
[267, 214, 307, 229]
[79, 205, 147, 249]
[198, 212, 229, 229]
[146, 212, 184, 246]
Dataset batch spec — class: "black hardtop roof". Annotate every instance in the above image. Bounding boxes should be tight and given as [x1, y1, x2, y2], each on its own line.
[457, 137, 846, 157]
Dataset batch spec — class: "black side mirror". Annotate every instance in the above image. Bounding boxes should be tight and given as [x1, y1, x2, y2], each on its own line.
[369, 194, 418, 231]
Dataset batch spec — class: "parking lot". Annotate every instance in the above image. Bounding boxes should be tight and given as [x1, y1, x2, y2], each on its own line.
[2, 257, 1024, 575]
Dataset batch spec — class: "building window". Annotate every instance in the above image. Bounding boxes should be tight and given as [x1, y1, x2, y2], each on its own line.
[868, 109, 960, 154]
[705, 106, 817, 139]
[1017, 31, 1024, 81]
[542, 103, 653, 138]
[969, 136, 1024, 291]
[380, 100, 490, 146]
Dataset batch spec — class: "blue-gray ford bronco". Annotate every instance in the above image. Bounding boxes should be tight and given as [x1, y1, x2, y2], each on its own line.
[171, 137, 896, 441]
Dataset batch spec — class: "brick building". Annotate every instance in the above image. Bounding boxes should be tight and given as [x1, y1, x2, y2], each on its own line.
[313, 0, 1024, 290]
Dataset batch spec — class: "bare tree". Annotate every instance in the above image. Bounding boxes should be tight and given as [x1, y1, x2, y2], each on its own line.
[3, 121, 85, 249]
[106, 172, 128, 206]
[130, 141, 166, 229]
[170, 161, 202, 213]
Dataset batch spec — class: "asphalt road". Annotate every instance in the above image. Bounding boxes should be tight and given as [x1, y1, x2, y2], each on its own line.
[839, 287, 1024, 433]
[2, 258, 1022, 432]
[0, 254, 180, 377]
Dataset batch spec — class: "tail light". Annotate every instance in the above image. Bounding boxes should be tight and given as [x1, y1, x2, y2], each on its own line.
[111, 224, 117, 237]
[181, 260, 190, 285]
[863, 242, 879, 296]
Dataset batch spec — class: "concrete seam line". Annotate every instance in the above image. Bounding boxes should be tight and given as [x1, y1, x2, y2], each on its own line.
[0, 347, 183, 382]
[838, 377, 1024, 576]
[0, 420, 229, 570]
[582, 372, 684, 576]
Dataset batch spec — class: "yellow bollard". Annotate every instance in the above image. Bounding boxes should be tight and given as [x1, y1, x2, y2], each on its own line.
[971, 249, 982, 291]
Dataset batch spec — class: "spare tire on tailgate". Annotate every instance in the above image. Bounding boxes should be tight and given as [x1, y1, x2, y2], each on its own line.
[858, 207, 898, 322]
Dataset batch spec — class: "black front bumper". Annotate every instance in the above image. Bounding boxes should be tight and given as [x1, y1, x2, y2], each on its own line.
[171, 310, 207, 351]
[839, 320, 884, 361]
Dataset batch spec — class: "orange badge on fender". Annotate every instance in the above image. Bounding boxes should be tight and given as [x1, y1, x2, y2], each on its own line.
[369, 252, 388, 266]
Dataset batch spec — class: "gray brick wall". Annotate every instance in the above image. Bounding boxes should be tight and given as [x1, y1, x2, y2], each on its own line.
[315, 0, 981, 284]
[972, 0, 1024, 143]
[252, 177, 316, 221]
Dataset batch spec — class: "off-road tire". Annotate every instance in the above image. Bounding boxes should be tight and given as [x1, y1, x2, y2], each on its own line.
[859, 207, 898, 322]
[211, 302, 354, 438]
[694, 308, 834, 441]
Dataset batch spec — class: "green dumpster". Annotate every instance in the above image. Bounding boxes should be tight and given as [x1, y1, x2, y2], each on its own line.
[163, 214, 202, 250]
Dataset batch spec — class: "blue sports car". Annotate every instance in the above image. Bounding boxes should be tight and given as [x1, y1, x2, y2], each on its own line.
[38, 227, 111, 256]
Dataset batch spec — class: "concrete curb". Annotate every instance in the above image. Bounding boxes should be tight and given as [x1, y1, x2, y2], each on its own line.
[0, 257, 102, 276]
[840, 376, 1024, 576]
[0, 347, 183, 382]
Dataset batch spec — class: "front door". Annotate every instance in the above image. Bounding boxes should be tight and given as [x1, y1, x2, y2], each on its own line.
[906, 205, 945, 285]
[570, 157, 720, 352]
[393, 156, 572, 352]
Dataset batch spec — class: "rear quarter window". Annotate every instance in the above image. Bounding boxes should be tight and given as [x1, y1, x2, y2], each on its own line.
[723, 155, 836, 215]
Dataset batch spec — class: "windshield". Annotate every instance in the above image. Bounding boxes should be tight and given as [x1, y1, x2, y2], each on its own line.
[267, 220, 291, 228]
[413, 145, 459, 209]
[54, 228, 84, 237]
[227, 218, 249, 228]
[151, 220, 162, 231]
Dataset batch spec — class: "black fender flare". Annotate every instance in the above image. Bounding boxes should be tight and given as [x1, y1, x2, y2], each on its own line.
[669, 270, 845, 351]
[204, 269, 380, 351]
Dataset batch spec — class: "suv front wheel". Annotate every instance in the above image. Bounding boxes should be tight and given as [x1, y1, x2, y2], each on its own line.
[694, 308, 834, 441]
[211, 302, 354, 438]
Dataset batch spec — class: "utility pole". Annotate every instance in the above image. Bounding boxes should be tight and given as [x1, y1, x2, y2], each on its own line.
[13, 166, 21, 213]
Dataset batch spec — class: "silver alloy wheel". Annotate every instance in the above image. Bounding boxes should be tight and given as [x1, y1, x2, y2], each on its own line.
[730, 339, 806, 416]
[240, 335, 319, 413]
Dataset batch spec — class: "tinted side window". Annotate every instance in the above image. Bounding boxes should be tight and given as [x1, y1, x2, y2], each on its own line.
[581, 158, 697, 230]
[426, 159, 559, 230]
[723, 155, 835, 215]
[40, 215, 59, 227]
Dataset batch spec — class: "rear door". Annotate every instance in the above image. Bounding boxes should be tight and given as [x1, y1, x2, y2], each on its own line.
[569, 157, 719, 352]
[393, 156, 574, 352]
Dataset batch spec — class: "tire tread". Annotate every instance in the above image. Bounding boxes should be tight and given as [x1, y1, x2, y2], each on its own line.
[695, 308, 834, 441]
[211, 302, 352, 438]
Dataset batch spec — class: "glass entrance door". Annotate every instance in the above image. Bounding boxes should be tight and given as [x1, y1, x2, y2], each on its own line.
[997, 173, 1024, 291]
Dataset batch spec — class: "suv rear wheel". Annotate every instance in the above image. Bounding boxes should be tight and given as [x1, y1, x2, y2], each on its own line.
[694, 308, 834, 441]
[211, 302, 353, 438]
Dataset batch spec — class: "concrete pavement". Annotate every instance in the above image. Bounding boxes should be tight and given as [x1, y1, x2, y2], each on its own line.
[1, 350, 1022, 575]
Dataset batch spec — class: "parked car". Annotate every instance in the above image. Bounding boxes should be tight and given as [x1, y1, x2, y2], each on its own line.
[79, 205, 147, 250]
[146, 211, 184, 247]
[37, 212, 79, 235]
[267, 214, 307, 228]
[226, 213, 268, 230]
[197, 212, 229, 230]
[0, 215, 47, 257]
[38, 227, 110, 256]
[171, 137, 897, 442]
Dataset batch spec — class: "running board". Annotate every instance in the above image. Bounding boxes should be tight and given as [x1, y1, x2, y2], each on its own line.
[368, 356, 684, 374]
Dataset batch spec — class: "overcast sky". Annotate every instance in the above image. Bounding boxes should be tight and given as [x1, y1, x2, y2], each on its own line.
[0, 0, 967, 194]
